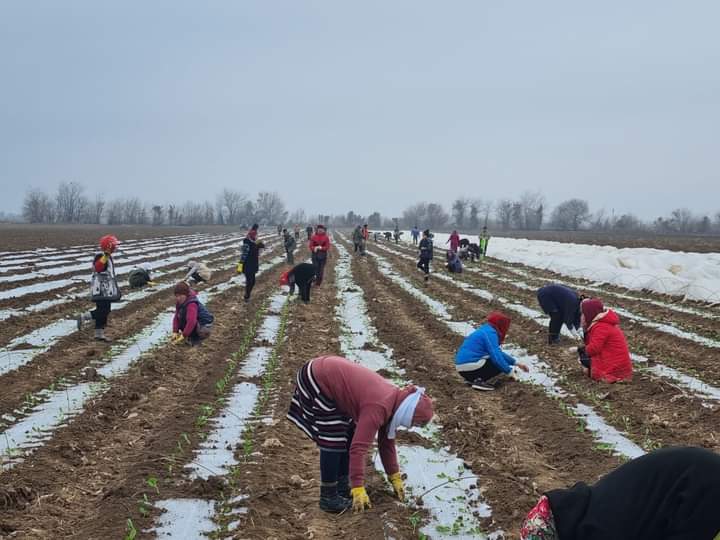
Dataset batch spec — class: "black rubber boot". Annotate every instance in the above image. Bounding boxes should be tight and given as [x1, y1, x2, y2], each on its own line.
[319, 482, 351, 513]
[337, 476, 350, 499]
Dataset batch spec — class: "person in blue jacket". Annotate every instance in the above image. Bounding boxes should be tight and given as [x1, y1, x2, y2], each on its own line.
[455, 312, 529, 391]
[536, 284, 584, 345]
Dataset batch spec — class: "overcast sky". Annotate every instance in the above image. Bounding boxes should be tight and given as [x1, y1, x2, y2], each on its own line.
[1, 1, 718, 220]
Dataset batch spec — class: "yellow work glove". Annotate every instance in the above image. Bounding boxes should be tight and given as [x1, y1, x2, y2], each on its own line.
[147, 281, 157, 286]
[388, 472, 405, 502]
[236, 262, 244, 274]
[350, 486, 371, 513]
[171, 333, 185, 344]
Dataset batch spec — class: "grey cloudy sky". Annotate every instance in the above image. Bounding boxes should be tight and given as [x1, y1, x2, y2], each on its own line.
[1, 1, 718, 220]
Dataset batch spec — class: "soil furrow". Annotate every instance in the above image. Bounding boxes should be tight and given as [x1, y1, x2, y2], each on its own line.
[337, 237, 625, 537]
[366, 243, 720, 455]
[0, 250, 289, 539]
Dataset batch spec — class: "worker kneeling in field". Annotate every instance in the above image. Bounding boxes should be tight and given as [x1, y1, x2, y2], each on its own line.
[171, 282, 214, 346]
[280, 262, 316, 303]
[446, 250, 463, 273]
[455, 312, 529, 391]
[520, 446, 720, 540]
[184, 260, 212, 285]
[287, 356, 434, 514]
[128, 262, 155, 288]
[536, 284, 584, 344]
[575, 298, 633, 383]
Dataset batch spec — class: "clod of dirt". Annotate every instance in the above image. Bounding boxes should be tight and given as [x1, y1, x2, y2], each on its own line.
[84, 349, 96, 357]
[415, 496, 424, 506]
[288, 474, 312, 488]
[262, 438, 284, 449]
[83, 367, 99, 381]
[190, 475, 225, 497]
[0, 486, 36, 511]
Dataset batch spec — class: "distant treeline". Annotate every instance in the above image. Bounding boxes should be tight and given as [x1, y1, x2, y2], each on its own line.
[21, 182, 308, 227]
[329, 191, 720, 235]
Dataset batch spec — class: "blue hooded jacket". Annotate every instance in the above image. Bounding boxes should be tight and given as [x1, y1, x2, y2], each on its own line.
[455, 323, 517, 374]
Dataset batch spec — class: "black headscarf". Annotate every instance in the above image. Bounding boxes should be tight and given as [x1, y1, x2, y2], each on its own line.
[546, 447, 720, 540]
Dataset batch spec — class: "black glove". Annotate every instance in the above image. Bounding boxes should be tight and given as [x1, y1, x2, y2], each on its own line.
[577, 346, 586, 356]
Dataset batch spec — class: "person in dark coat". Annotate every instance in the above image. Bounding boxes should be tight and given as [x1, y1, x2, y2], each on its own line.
[128, 263, 154, 288]
[238, 224, 265, 302]
[536, 284, 583, 344]
[283, 228, 296, 265]
[281, 262, 316, 303]
[520, 446, 720, 540]
[306, 225, 314, 240]
[416, 229, 433, 282]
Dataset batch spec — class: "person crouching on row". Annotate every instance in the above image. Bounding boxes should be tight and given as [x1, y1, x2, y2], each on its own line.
[520, 446, 720, 540]
[287, 356, 434, 513]
[171, 281, 214, 346]
[280, 262, 316, 303]
[576, 298, 632, 383]
[446, 250, 463, 273]
[455, 312, 529, 391]
[185, 260, 212, 285]
[128, 262, 155, 288]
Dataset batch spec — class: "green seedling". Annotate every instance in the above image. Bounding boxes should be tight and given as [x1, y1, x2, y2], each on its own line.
[138, 493, 151, 518]
[124, 519, 137, 540]
[146, 476, 159, 494]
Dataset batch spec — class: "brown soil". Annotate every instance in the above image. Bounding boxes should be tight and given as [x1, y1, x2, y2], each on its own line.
[0, 248, 290, 538]
[364, 241, 720, 455]
[0, 224, 241, 251]
[339, 236, 624, 536]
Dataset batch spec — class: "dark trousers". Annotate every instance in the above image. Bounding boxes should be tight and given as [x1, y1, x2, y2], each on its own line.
[417, 258, 430, 275]
[319, 448, 350, 483]
[547, 311, 564, 343]
[579, 352, 591, 369]
[244, 270, 256, 299]
[91, 301, 111, 329]
[313, 256, 327, 286]
[458, 361, 502, 383]
[290, 281, 313, 302]
[286, 250, 294, 265]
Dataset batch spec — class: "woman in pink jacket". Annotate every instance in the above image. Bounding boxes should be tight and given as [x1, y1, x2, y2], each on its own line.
[447, 230, 460, 252]
[287, 356, 434, 513]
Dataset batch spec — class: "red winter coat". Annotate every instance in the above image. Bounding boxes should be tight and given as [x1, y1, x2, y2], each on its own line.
[585, 310, 633, 383]
[447, 232, 460, 252]
[308, 232, 330, 254]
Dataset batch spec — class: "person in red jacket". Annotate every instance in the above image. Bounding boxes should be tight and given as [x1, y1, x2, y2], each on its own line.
[308, 224, 331, 286]
[576, 298, 632, 383]
[447, 230, 460, 253]
[287, 356, 434, 514]
[76, 235, 119, 341]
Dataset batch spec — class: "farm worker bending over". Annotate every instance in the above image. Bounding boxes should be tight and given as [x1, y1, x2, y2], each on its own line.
[309, 224, 331, 286]
[237, 224, 265, 302]
[128, 262, 155, 288]
[417, 229, 433, 281]
[280, 262, 316, 303]
[520, 446, 720, 540]
[536, 284, 583, 344]
[446, 230, 460, 252]
[576, 298, 633, 383]
[77, 235, 120, 342]
[455, 312, 529, 391]
[411, 225, 420, 245]
[287, 356, 434, 514]
[171, 281, 214, 346]
[184, 260, 211, 284]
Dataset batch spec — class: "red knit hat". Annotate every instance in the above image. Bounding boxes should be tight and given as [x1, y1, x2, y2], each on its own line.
[487, 311, 511, 344]
[99, 235, 119, 253]
[581, 298, 605, 328]
[174, 281, 190, 296]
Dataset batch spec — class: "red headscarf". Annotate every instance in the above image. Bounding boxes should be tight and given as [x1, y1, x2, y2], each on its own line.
[581, 298, 605, 329]
[99, 235, 119, 253]
[487, 311, 511, 344]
